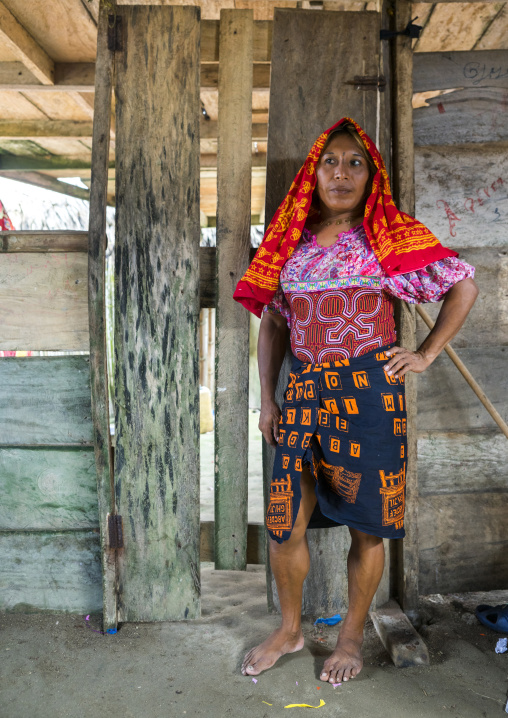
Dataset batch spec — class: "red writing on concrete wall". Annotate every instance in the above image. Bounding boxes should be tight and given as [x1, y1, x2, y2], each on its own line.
[464, 177, 504, 214]
[436, 177, 506, 236]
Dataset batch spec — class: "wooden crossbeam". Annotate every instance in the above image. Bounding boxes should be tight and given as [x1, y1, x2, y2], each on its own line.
[0, 119, 267, 141]
[0, 120, 94, 139]
[200, 521, 265, 564]
[0, 2, 54, 85]
[202, 121, 267, 140]
[0, 156, 105, 172]
[0, 231, 88, 253]
[202, 62, 269, 89]
[0, 61, 270, 92]
[0, 154, 267, 172]
[0, 235, 254, 310]
[413, 50, 508, 92]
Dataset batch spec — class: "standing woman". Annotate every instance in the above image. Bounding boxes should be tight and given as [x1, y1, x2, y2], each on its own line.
[234, 119, 478, 684]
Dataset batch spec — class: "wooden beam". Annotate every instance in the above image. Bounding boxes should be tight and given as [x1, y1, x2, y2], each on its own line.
[0, 231, 88, 253]
[370, 600, 429, 667]
[200, 521, 265, 564]
[87, 0, 117, 632]
[0, 156, 104, 172]
[0, 119, 266, 142]
[214, 9, 253, 571]
[413, 50, 508, 93]
[0, 121, 94, 139]
[201, 62, 269, 89]
[0, 154, 264, 173]
[201, 152, 267, 168]
[68, 92, 95, 119]
[0, 60, 270, 92]
[0, 240, 254, 311]
[114, 5, 201, 622]
[201, 121, 267, 140]
[391, 0, 419, 619]
[0, 2, 54, 85]
[0, 253, 89, 351]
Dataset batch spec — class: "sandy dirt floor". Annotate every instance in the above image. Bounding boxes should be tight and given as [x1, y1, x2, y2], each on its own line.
[1, 576, 508, 718]
[2, 413, 507, 717]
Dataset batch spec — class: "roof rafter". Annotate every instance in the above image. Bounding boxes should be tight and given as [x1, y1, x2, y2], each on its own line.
[0, 2, 54, 85]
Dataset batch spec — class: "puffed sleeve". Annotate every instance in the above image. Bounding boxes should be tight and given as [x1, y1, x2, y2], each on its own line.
[382, 256, 475, 304]
[263, 283, 291, 327]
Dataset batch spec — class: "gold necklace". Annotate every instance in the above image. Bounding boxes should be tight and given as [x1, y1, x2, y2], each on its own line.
[320, 214, 363, 228]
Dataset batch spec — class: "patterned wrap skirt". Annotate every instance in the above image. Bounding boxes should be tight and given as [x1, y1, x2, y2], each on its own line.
[266, 345, 407, 542]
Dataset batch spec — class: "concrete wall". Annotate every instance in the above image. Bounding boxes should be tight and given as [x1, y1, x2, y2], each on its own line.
[414, 137, 508, 594]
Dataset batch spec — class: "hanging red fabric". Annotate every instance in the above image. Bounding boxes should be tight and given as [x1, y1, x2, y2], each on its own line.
[0, 198, 15, 232]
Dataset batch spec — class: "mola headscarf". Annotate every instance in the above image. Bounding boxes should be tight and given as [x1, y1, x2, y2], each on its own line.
[233, 117, 457, 317]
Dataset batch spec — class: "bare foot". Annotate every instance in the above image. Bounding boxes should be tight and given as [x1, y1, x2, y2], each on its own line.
[319, 630, 363, 683]
[241, 628, 305, 676]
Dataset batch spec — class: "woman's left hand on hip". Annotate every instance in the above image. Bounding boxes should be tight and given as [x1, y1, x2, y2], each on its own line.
[383, 346, 431, 378]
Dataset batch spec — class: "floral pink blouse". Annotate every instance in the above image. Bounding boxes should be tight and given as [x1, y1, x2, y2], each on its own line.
[264, 224, 474, 363]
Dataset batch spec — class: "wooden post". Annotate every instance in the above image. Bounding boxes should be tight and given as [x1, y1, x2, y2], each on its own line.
[114, 6, 201, 621]
[214, 9, 253, 570]
[208, 309, 215, 394]
[200, 310, 207, 387]
[391, 0, 419, 617]
[264, 8, 385, 615]
[88, 0, 116, 631]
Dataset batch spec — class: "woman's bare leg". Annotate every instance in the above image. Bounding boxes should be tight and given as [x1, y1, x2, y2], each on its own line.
[241, 466, 317, 676]
[320, 527, 385, 683]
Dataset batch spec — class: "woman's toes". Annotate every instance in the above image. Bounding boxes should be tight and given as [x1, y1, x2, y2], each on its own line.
[320, 670, 329, 682]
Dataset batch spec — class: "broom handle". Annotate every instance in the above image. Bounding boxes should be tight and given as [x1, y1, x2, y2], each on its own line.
[415, 305, 508, 441]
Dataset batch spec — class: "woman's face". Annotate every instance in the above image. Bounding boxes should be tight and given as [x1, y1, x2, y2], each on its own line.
[315, 133, 371, 216]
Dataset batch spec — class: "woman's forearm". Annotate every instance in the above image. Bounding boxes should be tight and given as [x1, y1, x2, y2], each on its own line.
[417, 277, 479, 363]
[258, 312, 288, 402]
[384, 277, 478, 378]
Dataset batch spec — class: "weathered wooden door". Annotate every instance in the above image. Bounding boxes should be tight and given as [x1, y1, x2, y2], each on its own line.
[264, 8, 393, 615]
[113, 5, 201, 622]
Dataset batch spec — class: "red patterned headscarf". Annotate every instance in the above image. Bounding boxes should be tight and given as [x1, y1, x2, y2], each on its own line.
[234, 117, 457, 317]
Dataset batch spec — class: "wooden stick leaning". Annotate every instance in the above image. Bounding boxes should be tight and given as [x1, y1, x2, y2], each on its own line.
[415, 305, 508, 441]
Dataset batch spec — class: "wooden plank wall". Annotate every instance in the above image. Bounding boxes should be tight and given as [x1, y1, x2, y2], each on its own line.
[0, 230, 104, 613]
[412, 50, 508, 595]
[0, 357, 102, 612]
[114, 5, 201, 622]
[0, 250, 89, 351]
[264, 8, 388, 616]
